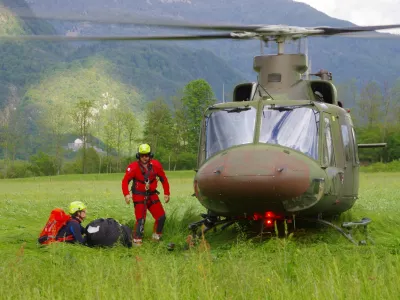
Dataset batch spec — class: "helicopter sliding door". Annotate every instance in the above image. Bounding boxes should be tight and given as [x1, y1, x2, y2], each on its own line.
[337, 113, 359, 198]
[339, 123, 355, 197]
[321, 113, 344, 201]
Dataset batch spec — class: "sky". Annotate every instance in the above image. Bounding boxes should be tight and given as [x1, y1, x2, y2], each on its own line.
[294, 0, 400, 33]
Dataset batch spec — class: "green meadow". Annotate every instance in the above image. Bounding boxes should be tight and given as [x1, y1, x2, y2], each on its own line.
[1, 171, 400, 299]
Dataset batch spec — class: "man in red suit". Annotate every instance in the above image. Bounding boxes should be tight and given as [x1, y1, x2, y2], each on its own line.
[122, 143, 170, 246]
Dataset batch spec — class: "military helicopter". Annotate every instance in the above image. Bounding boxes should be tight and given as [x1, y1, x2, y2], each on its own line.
[5, 12, 400, 244]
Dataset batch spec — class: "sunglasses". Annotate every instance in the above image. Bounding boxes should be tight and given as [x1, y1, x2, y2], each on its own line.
[139, 154, 150, 157]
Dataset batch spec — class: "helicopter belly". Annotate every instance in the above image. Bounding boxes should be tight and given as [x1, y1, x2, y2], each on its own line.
[195, 145, 322, 216]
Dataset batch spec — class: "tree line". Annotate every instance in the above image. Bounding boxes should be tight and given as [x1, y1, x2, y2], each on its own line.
[0, 79, 216, 178]
[337, 79, 400, 163]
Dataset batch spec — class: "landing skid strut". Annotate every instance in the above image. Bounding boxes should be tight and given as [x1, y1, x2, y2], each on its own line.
[188, 214, 236, 238]
[300, 217, 373, 245]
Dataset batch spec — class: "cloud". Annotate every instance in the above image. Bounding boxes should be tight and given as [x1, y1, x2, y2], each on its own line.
[295, 0, 400, 33]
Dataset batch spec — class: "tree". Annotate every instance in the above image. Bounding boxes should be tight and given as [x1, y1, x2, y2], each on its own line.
[355, 81, 383, 128]
[0, 85, 27, 177]
[122, 110, 140, 157]
[71, 98, 95, 174]
[336, 78, 358, 108]
[143, 97, 174, 155]
[180, 79, 216, 154]
[36, 100, 70, 174]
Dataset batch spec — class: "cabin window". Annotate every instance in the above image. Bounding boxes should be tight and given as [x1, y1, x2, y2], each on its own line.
[351, 127, 359, 164]
[205, 107, 257, 158]
[233, 83, 255, 102]
[323, 117, 335, 166]
[310, 82, 335, 104]
[341, 125, 351, 162]
[259, 106, 319, 160]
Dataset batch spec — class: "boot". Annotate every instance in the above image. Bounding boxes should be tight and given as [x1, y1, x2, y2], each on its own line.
[133, 238, 143, 247]
[152, 233, 162, 242]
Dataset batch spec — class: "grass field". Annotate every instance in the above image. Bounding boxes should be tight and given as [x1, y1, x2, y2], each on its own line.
[1, 171, 400, 299]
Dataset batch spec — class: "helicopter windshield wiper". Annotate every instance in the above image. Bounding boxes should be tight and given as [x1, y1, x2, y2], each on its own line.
[268, 103, 313, 112]
[207, 106, 251, 114]
[224, 107, 251, 113]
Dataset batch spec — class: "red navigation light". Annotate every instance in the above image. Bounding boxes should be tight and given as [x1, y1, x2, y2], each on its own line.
[253, 212, 263, 220]
[265, 211, 275, 218]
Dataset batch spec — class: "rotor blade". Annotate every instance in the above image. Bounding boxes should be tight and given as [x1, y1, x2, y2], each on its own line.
[316, 24, 400, 35]
[12, 9, 400, 40]
[0, 33, 235, 42]
[16, 10, 262, 32]
[332, 32, 400, 39]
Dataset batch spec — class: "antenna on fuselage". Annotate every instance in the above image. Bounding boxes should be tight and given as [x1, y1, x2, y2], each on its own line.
[222, 83, 225, 103]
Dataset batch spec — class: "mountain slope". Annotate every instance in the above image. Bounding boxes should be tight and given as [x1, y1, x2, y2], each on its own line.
[0, 1, 244, 108]
[68, 42, 244, 101]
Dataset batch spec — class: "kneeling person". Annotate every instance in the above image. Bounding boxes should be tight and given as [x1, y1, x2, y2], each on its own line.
[57, 201, 87, 244]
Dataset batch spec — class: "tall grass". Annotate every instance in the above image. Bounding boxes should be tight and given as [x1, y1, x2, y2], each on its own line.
[1, 171, 400, 299]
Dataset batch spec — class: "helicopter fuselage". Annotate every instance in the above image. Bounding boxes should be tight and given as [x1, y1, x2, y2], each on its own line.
[194, 98, 359, 219]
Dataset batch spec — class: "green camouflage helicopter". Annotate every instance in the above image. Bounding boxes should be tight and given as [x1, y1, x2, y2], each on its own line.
[6, 12, 400, 244]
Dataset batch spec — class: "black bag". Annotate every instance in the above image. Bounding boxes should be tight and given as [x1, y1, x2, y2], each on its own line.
[85, 218, 132, 248]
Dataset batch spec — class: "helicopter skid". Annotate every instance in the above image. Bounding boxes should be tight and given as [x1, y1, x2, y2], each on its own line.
[298, 217, 373, 245]
[188, 213, 373, 246]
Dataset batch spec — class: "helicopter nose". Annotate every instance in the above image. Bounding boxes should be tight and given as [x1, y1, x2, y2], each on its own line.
[195, 144, 322, 214]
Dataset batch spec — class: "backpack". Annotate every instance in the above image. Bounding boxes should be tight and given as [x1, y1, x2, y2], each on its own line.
[38, 208, 72, 245]
[85, 218, 132, 248]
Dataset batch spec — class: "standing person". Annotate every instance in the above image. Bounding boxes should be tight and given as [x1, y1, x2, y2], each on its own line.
[122, 143, 170, 246]
[56, 201, 87, 244]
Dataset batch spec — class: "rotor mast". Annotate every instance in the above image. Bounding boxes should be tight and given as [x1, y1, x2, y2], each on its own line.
[276, 38, 285, 55]
[254, 36, 307, 92]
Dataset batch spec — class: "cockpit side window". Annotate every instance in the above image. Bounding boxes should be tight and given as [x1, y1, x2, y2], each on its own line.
[351, 127, 359, 165]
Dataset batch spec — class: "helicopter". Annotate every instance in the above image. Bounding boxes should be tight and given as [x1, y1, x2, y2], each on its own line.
[5, 12, 400, 244]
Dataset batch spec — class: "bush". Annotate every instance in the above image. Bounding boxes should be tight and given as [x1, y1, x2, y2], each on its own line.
[0, 160, 33, 178]
[29, 151, 58, 176]
[361, 160, 400, 172]
[62, 160, 82, 174]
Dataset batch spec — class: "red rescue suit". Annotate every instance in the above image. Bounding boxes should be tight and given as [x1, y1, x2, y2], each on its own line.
[121, 159, 170, 239]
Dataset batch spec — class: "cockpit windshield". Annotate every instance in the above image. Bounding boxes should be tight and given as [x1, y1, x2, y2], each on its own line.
[259, 106, 320, 160]
[205, 107, 257, 158]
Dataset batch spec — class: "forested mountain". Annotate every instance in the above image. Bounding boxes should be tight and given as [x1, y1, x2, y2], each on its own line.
[23, 0, 400, 101]
[0, 1, 244, 108]
[68, 43, 244, 103]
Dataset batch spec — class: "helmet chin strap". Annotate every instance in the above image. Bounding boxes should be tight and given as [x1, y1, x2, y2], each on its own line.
[76, 212, 84, 222]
